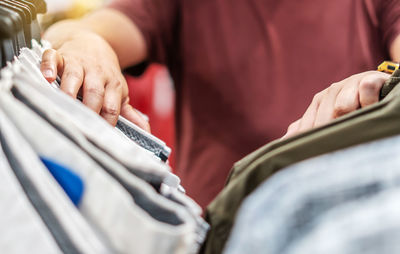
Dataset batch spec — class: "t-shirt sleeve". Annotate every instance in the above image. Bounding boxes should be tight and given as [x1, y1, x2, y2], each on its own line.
[378, 0, 400, 51]
[107, 0, 179, 64]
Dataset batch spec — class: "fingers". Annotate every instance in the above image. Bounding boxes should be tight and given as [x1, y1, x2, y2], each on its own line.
[60, 59, 84, 98]
[82, 71, 105, 113]
[81, 74, 151, 130]
[282, 119, 301, 139]
[313, 83, 342, 127]
[358, 72, 390, 107]
[41, 48, 151, 131]
[333, 79, 360, 118]
[41, 49, 63, 82]
[297, 91, 323, 132]
[283, 71, 390, 139]
[121, 102, 151, 132]
[100, 80, 122, 126]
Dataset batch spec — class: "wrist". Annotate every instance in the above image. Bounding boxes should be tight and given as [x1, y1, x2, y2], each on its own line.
[43, 20, 99, 49]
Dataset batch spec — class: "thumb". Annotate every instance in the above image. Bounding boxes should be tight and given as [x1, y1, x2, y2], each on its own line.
[40, 49, 63, 83]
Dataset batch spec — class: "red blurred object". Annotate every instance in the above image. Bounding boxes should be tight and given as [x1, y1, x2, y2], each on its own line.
[125, 64, 176, 169]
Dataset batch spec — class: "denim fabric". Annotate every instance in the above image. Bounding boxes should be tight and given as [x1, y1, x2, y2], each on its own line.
[224, 134, 400, 254]
[287, 189, 400, 254]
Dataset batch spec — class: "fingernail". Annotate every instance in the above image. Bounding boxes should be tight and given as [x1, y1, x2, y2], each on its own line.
[42, 69, 53, 78]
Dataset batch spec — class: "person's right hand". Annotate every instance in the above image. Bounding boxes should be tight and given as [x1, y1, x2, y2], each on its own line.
[40, 31, 150, 131]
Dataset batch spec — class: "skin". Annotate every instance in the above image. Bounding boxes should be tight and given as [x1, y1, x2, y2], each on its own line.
[282, 71, 392, 139]
[40, 8, 400, 136]
[41, 9, 149, 130]
[281, 34, 400, 138]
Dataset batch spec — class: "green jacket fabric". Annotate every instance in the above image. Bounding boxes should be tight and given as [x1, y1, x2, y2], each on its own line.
[201, 70, 400, 254]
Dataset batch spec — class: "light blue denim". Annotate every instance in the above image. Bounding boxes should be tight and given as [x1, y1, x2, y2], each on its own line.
[224, 134, 400, 254]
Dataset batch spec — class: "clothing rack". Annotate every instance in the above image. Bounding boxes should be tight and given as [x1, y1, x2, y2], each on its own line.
[0, 0, 46, 66]
[0, 2, 208, 253]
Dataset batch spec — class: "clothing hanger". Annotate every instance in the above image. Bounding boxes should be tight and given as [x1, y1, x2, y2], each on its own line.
[5, 0, 34, 47]
[15, 0, 41, 42]
[0, 1, 27, 51]
[0, 14, 13, 66]
[0, 8, 20, 65]
[0, 0, 46, 66]
[0, 0, 30, 48]
[23, 0, 46, 14]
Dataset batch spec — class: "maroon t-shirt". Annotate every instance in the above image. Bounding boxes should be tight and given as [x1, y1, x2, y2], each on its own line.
[109, 0, 400, 209]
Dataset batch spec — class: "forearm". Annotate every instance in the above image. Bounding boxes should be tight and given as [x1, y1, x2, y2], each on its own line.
[43, 8, 147, 68]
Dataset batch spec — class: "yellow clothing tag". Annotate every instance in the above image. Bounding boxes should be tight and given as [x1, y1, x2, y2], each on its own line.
[377, 61, 399, 74]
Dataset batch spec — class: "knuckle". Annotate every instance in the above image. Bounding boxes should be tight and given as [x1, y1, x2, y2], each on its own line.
[106, 79, 124, 94]
[41, 49, 57, 66]
[333, 104, 347, 117]
[63, 90, 75, 97]
[64, 69, 81, 79]
[85, 86, 105, 98]
[328, 82, 341, 93]
[312, 91, 323, 102]
[41, 61, 53, 69]
[287, 120, 299, 131]
[330, 82, 339, 88]
[359, 77, 380, 92]
[102, 104, 119, 116]
[93, 64, 105, 74]
[288, 122, 296, 130]
[110, 79, 123, 89]
[43, 48, 57, 58]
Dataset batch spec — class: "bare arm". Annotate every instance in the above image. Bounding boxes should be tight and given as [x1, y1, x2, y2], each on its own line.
[40, 8, 150, 129]
[44, 9, 147, 68]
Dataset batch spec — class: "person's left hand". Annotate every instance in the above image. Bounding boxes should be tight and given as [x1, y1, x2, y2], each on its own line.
[282, 71, 391, 139]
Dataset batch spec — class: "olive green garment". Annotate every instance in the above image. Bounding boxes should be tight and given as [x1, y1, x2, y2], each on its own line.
[201, 70, 400, 254]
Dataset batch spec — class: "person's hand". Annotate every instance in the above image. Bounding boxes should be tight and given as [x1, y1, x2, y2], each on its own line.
[40, 31, 150, 132]
[282, 71, 391, 139]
